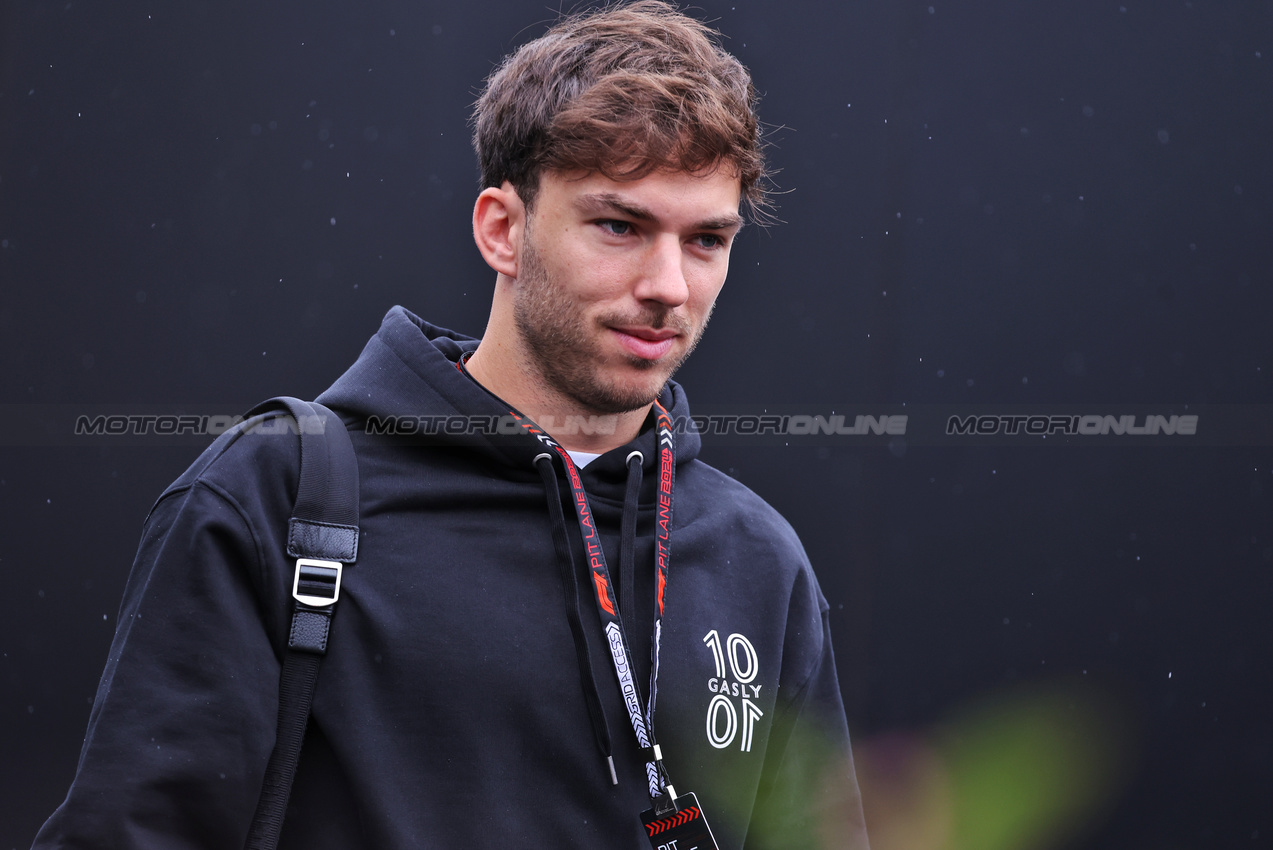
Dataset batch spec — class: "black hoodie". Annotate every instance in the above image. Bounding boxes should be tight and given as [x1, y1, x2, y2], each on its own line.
[33, 307, 868, 850]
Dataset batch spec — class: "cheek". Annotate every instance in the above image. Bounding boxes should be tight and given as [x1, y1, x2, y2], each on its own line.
[581, 257, 640, 302]
[687, 266, 728, 315]
[545, 256, 608, 303]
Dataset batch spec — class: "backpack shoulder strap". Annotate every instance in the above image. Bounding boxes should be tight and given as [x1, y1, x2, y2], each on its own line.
[243, 397, 359, 850]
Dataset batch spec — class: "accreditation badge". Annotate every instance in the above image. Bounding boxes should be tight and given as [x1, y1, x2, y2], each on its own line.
[641, 792, 719, 850]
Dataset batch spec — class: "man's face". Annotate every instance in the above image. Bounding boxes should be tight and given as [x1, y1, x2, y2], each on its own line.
[512, 167, 743, 415]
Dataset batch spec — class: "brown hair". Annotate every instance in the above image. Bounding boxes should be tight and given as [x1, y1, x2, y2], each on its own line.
[472, 1, 769, 219]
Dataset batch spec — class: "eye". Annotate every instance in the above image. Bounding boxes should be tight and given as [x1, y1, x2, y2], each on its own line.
[597, 219, 632, 236]
[694, 233, 728, 250]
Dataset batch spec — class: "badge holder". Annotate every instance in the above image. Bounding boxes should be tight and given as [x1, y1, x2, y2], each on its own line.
[641, 790, 719, 850]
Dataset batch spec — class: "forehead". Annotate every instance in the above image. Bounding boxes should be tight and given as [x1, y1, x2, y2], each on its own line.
[537, 168, 743, 230]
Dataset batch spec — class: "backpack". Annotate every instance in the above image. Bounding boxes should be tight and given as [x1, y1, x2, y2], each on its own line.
[238, 398, 360, 850]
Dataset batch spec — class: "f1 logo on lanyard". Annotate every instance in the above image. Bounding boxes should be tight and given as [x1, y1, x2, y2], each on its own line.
[641, 792, 719, 850]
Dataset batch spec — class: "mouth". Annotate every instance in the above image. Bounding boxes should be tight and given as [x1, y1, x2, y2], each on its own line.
[609, 326, 679, 361]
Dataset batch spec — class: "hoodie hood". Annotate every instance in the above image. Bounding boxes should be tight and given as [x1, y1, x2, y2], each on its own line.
[317, 306, 703, 482]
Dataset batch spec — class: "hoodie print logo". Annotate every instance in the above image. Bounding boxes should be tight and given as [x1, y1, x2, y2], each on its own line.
[702, 630, 765, 752]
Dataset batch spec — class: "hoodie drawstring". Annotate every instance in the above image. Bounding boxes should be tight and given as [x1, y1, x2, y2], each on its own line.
[619, 450, 644, 633]
[533, 452, 618, 784]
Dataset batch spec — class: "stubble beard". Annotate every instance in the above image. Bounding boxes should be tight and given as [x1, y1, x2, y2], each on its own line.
[512, 229, 711, 416]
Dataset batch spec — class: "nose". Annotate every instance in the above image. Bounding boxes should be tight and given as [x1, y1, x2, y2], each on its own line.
[633, 235, 690, 308]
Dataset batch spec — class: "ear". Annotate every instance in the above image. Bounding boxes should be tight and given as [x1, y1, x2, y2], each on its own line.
[472, 182, 524, 278]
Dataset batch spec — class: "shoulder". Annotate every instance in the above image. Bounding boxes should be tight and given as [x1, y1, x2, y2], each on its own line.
[154, 409, 305, 517]
[675, 458, 809, 570]
[132, 409, 320, 642]
[141, 409, 312, 592]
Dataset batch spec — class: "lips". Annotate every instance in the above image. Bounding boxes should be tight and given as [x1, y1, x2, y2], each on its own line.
[610, 326, 678, 360]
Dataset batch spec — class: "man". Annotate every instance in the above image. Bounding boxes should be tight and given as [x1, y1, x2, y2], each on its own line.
[34, 3, 869, 848]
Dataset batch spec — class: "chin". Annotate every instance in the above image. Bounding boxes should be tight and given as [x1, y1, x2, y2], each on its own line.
[576, 373, 670, 416]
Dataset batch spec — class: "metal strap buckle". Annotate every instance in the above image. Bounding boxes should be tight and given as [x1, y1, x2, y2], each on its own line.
[292, 558, 343, 607]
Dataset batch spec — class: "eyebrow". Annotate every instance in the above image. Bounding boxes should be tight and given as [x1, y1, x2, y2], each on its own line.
[576, 192, 744, 232]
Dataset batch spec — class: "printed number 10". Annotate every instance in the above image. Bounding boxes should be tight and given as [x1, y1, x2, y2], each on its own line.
[702, 630, 758, 683]
[703, 630, 763, 752]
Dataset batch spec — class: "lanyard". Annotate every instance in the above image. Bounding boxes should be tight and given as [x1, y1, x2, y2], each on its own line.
[516, 402, 677, 801]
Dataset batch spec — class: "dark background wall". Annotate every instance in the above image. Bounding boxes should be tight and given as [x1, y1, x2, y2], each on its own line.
[2, 1, 1270, 847]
